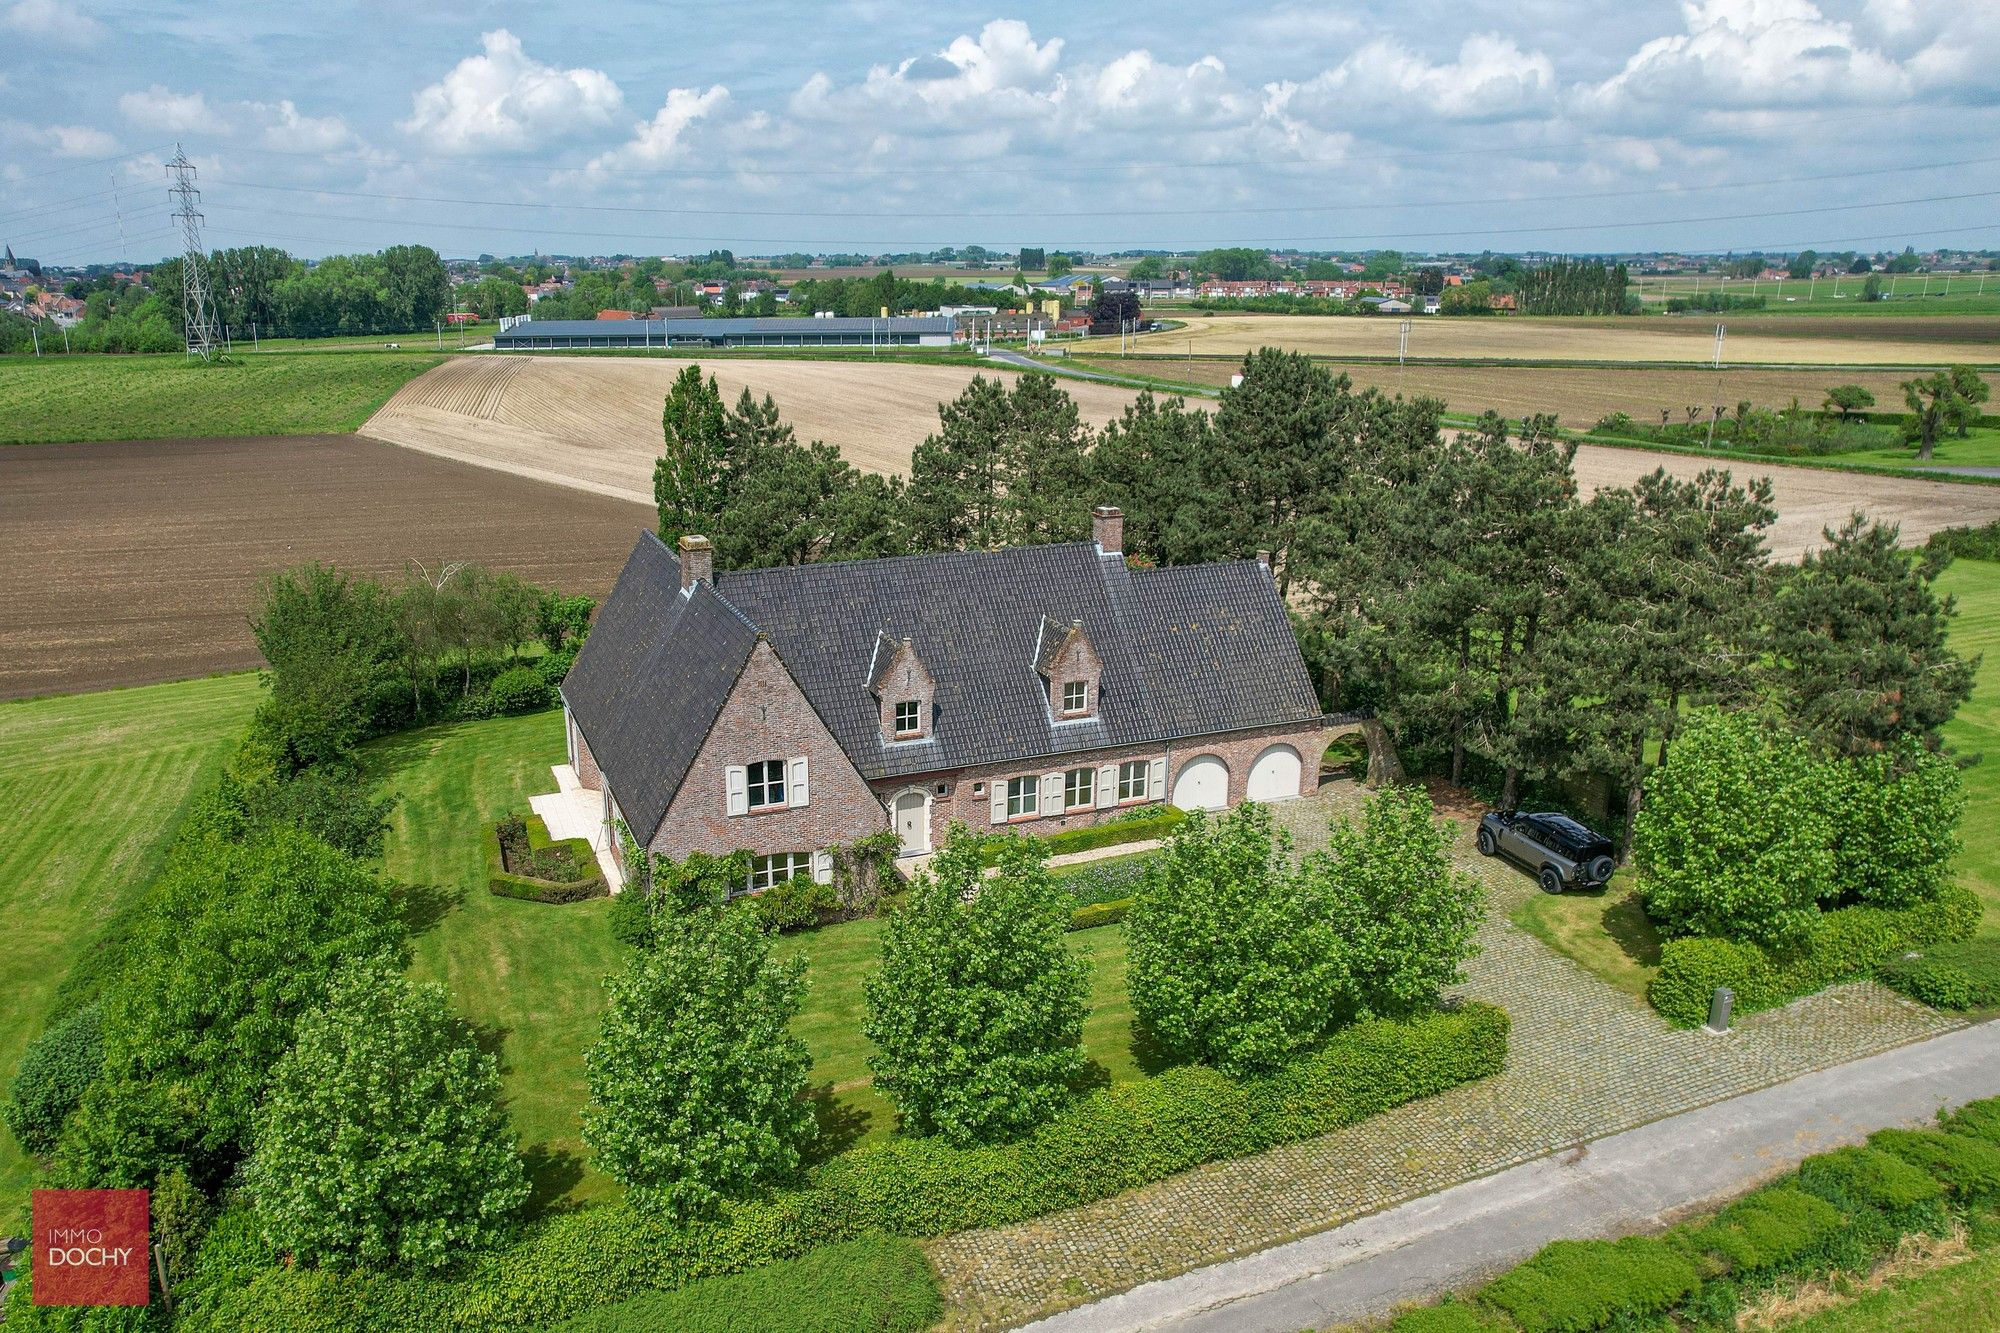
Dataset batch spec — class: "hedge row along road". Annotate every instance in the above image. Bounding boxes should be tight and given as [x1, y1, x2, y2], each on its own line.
[1027, 1020, 2000, 1333]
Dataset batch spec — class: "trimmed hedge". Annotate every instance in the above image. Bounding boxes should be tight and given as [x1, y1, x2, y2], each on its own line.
[1647, 885, 1980, 1026]
[487, 813, 607, 904]
[980, 806, 1186, 866]
[1380, 1104, 2000, 1333]
[1879, 936, 2000, 1011]
[545, 1234, 940, 1333]
[177, 1003, 1508, 1331]
[1068, 897, 1132, 931]
[1481, 1236, 1699, 1333]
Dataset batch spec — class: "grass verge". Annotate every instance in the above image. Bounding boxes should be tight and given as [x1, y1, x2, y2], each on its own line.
[0, 351, 442, 444]
[0, 673, 264, 1228]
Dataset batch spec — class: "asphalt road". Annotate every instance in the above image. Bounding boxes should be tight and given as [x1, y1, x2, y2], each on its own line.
[1023, 1019, 2000, 1333]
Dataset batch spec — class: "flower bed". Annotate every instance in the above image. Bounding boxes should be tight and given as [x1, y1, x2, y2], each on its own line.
[488, 812, 607, 904]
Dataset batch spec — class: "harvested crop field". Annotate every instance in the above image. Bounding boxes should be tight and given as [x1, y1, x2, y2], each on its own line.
[1079, 357, 1935, 430]
[0, 435, 650, 699]
[1124, 314, 1999, 366]
[361, 355, 1164, 500]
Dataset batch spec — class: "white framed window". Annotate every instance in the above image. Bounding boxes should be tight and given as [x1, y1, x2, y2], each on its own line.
[1118, 759, 1151, 802]
[748, 852, 812, 894]
[1006, 775, 1039, 820]
[747, 759, 786, 809]
[894, 700, 921, 735]
[1062, 680, 1088, 714]
[1065, 766, 1094, 809]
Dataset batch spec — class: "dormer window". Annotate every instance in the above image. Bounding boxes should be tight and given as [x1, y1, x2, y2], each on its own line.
[1035, 616, 1102, 723]
[870, 630, 935, 744]
[1062, 681, 1088, 715]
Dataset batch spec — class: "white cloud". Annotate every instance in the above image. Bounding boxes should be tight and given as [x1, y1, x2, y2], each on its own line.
[586, 85, 728, 171]
[1084, 52, 1249, 127]
[33, 123, 119, 157]
[2, 0, 104, 46]
[118, 85, 226, 133]
[1282, 34, 1557, 126]
[1576, 0, 1910, 123]
[401, 29, 624, 154]
[254, 99, 354, 152]
[792, 19, 1069, 123]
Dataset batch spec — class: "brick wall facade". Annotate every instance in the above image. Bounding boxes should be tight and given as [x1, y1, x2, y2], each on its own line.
[648, 639, 888, 859]
[880, 720, 1327, 853]
[569, 711, 603, 791]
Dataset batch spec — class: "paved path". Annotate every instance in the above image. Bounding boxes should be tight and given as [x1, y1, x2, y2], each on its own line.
[1027, 1019, 2000, 1333]
[925, 783, 1960, 1330]
[985, 349, 1218, 395]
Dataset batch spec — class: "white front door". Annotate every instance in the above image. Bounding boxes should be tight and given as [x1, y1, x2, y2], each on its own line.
[1171, 755, 1229, 811]
[894, 790, 930, 855]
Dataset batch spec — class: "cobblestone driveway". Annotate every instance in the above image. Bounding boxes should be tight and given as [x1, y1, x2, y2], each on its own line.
[926, 782, 1960, 1331]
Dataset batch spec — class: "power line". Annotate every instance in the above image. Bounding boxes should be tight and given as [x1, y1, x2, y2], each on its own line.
[2, 143, 172, 184]
[200, 154, 2000, 222]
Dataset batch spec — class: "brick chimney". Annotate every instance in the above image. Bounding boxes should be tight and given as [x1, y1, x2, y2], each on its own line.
[678, 534, 713, 589]
[1092, 504, 1124, 555]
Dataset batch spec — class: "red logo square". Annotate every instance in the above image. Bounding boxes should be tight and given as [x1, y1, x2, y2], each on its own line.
[31, 1189, 150, 1306]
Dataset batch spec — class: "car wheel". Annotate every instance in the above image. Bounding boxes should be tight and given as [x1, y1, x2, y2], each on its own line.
[1585, 855, 1616, 885]
[1538, 866, 1564, 895]
[1476, 828, 1497, 856]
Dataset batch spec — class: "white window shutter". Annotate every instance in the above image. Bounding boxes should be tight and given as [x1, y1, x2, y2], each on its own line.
[725, 765, 748, 816]
[812, 850, 833, 884]
[990, 782, 1008, 823]
[1042, 772, 1063, 811]
[1148, 759, 1167, 800]
[788, 756, 810, 808]
[1096, 764, 1117, 809]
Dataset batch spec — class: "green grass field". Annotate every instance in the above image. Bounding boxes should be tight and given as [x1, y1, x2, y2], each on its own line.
[1517, 557, 2000, 994]
[1837, 425, 2000, 473]
[0, 350, 441, 444]
[0, 673, 264, 1228]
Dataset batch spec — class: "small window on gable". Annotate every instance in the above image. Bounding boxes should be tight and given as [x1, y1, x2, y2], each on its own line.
[747, 759, 786, 809]
[1062, 680, 1088, 714]
[894, 700, 921, 735]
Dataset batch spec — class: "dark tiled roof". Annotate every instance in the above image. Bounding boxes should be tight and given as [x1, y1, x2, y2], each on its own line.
[560, 537, 757, 840]
[565, 531, 1322, 839]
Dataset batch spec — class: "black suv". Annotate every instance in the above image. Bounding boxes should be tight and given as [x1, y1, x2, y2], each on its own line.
[1476, 810, 1617, 894]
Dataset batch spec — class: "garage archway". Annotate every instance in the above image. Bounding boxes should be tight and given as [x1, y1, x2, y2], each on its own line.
[1246, 744, 1303, 802]
[1171, 754, 1229, 810]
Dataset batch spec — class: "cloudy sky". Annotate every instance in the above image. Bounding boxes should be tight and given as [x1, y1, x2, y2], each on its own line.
[3, 0, 1997, 264]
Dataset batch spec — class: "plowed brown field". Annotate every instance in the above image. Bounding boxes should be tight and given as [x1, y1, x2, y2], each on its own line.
[0, 435, 651, 699]
[361, 356, 1171, 501]
[1123, 314, 1999, 365]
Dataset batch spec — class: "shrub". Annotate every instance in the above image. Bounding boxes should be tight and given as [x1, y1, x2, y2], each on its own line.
[244, 958, 528, 1272]
[1880, 937, 2000, 1011]
[1127, 805, 1348, 1076]
[1632, 709, 1838, 950]
[1868, 1127, 2000, 1203]
[863, 836, 1088, 1145]
[1945, 1096, 2000, 1145]
[1068, 898, 1132, 931]
[583, 907, 815, 1219]
[1692, 1185, 1845, 1275]
[1834, 741, 1963, 910]
[750, 875, 838, 932]
[3, 1002, 104, 1157]
[545, 1235, 940, 1333]
[488, 814, 606, 903]
[176, 1004, 1507, 1332]
[1482, 1235, 1700, 1333]
[1796, 1144, 1945, 1213]
[978, 807, 1185, 866]
[488, 665, 553, 715]
[1647, 886, 1980, 1025]
[1383, 1299, 1505, 1333]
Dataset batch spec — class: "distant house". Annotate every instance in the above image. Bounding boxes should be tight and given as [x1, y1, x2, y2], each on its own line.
[1489, 293, 1518, 313]
[1365, 297, 1414, 314]
[595, 309, 637, 321]
[559, 505, 1326, 887]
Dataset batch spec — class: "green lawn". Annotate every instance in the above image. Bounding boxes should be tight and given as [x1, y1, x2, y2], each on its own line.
[1835, 425, 2000, 473]
[0, 350, 441, 444]
[0, 673, 265, 1229]
[1787, 1243, 2000, 1331]
[367, 708, 1145, 1207]
[1511, 873, 1662, 999]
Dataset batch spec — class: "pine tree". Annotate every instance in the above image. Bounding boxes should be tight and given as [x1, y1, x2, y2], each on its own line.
[654, 365, 729, 545]
[907, 375, 1013, 550]
[1091, 390, 1220, 564]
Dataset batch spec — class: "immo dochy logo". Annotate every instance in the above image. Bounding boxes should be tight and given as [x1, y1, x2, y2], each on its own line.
[31, 1189, 150, 1306]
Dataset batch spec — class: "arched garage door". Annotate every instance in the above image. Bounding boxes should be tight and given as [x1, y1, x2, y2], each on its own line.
[1246, 744, 1303, 802]
[1171, 755, 1229, 811]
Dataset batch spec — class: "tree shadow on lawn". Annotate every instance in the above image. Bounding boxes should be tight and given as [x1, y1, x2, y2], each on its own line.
[1602, 889, 1663, 967]
[520, 1142, 587, 1219]
[802, 1084, 873, 1163]
[395, 879, 462, 939]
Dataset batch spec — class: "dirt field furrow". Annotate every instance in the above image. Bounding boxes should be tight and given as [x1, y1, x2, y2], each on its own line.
[0, 435, 651, 700]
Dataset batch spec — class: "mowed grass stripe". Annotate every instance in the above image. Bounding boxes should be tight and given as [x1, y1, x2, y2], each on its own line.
[0, 672, 262, 1227]
[1938, 559, 2000, 935]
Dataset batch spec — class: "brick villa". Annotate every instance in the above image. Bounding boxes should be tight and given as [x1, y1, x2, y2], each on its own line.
[558, 505, 1326, 893]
